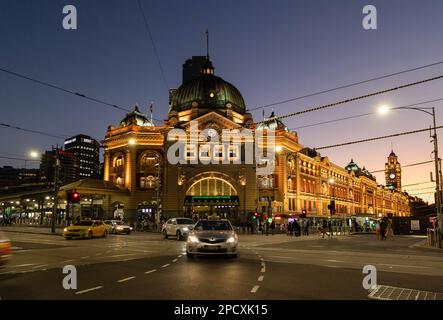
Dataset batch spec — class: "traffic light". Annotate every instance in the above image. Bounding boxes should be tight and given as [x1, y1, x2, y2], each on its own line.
[68, 191, 81, 203]
[328, 200, 336, 215]
[300, 210, 307, 218]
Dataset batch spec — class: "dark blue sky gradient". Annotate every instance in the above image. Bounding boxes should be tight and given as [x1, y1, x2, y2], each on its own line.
[1, 0, 443, 201]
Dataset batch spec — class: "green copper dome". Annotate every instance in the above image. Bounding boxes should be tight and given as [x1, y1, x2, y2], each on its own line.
[170, 73, 246, 114]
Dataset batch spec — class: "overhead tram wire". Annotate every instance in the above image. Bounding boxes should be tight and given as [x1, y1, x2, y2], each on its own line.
[403, 181, 435, 188]
[247, 60, 443, 112]
[369, 160, 434, 174]
[0, 67, 164, 124]
[315, 125, 443, 150]
[254, 74, 443, 125]
[0, 155, 39, 162]
[0, 123, 68, 140]
[289, 98, 443, 131]
[136, 0, 169, 90]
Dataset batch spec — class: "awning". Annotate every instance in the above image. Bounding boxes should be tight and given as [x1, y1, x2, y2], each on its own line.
[184, 195, 240, 206]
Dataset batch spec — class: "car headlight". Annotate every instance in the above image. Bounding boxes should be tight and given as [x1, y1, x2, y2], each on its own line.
[130, 227, 133, 231]
[226, 236, 236, 244]
[182, 227, 189, 232]
[63, 228, 68, 232]
[188, 235, 199, 243]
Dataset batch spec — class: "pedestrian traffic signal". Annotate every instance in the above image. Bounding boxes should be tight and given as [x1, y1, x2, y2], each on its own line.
[328, 200, 336, 214]
[68, 191, 81, 203]
[300, 210, 307, 218]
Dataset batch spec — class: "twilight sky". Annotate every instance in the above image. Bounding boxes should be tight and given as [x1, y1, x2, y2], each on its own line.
[1, 0, 443, 202]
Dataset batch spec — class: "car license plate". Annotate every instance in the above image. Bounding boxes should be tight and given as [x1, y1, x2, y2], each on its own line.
[204, 245, 219, 250]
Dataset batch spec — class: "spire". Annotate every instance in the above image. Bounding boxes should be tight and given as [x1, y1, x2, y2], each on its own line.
[201, 29, 214, 75]
[206, 29, 209, 59]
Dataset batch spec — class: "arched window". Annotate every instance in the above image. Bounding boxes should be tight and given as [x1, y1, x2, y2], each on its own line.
[138, 152, 160, 189]
[187, 177, 237, 196]
[112, 154, 125, 186]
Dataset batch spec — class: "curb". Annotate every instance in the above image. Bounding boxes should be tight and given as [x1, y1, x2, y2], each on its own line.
[0, 229, 62, 236]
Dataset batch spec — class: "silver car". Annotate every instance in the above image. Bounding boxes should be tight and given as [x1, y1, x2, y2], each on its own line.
[186, 219, 238, 258]
[0, 231, 11, 268]
[162, 218, 195, 240]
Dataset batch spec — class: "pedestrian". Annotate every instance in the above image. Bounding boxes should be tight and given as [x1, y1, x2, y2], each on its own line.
[375, 221, 380, 239]
[270, 220, 275, 235]
[265, 220, 270, 236]
[386, 219, 394, 240]
[288, 221, 293, 236]
[380, 218, 387, 240]
[259, 221, 264, 235]
[328, 220, 333, 238]
[305, 220, 310, 236]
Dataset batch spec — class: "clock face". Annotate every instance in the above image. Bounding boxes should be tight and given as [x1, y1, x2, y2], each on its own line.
[207, 128, 218, 138]
[389, 173, 396, 179]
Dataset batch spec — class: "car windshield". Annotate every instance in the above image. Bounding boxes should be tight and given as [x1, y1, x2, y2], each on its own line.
[177, 219, 194, 225]
[195, 220, 232, 231]
[114, 221, 124, 225]
[73, 221, 94, 226]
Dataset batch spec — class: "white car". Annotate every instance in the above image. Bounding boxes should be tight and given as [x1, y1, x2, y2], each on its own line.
[186, 219, 238, 258]
[162, 218, 195, 240]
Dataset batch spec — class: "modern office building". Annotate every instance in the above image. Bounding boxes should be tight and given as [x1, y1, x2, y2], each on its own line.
[64, 134, 100, 179]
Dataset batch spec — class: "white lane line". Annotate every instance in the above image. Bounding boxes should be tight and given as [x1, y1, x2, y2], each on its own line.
[261, 262, 266, 267]
[145, 269, 157, 274]
[81, 256, 90, 259]
[178, 255, 182, 258]
[75, 286, 103, 295]
[60, 259, 74, 264]
[261, 267, 266, 273]
[172, 259, 178, 263]
[10, 263, 36, 268]
[162, 264, 170, 268]
[258, 275, 264, 282]
[325, 259, 344, 263]
[32, 264, 49, 269]
[107, 253, 138, 258]
[251, 285, 260, 293]
[117, 276, 136, 283]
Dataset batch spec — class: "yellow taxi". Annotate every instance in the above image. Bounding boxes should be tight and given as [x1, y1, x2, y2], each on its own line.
[63, 220, 108, 239]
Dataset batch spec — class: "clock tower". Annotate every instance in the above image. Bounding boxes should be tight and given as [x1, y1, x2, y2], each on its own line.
[385, 150, 402, 190]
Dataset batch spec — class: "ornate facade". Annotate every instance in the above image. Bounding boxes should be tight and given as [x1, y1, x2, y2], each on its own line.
[100, 57, 410, 223]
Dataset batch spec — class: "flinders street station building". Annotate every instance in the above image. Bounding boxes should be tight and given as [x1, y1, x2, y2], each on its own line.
[67, 55, 410, 225]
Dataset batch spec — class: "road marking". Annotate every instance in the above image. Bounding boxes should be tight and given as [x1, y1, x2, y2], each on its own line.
[261, 267, 266, 273]
[60, 259, 74, 264]
[251, 285, 260, 293]
[261, 262, 266, 267]
[75, 286, 103, 295]
[117, 276, 136, 283]
[178, 255, 182, 258]
[145, 269, 157, 274]
[258, 275, 264, 282]
[32, 264, 49, 269]
[172, 259, 178, 263]
[81, 256, 90, 259]
[325, 259, 344, 263]
[162, 264, 170, 268]
[107, 253, 138, 258]
[10, 263, 36, 268]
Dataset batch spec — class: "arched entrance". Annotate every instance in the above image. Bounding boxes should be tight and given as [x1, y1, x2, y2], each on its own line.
[185, 175, 239, 220]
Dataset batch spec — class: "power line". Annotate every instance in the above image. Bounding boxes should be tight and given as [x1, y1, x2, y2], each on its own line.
[290, 98, 443, 131]
[136, 0, 169, 90]
[408, 191, 436, 196]
[255, 75, 443, 125]
[247, 60, 443, 112]
[370, 160, 434, 174]
[0, 123, 68, 139]
[404, 186, 436, 193]
[315, 125, 443, 150]
[403, 181, 435, 188]
[0, 66, 164, 123]
[0, 66, 132, 113]
[0, 155, 39, 162]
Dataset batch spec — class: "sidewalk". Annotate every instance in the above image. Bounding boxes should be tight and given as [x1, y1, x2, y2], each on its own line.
[0, 225, 63, 236]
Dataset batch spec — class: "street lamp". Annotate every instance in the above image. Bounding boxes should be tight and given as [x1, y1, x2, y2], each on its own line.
[378, 104, 443, 239]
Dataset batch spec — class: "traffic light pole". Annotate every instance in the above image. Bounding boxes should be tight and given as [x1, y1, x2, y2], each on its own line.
[431, 108, 443, 245]
[51, 147, 60, 234]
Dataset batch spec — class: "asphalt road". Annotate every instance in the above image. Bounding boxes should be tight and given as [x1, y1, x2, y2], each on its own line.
[0, 230, 442, 300]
